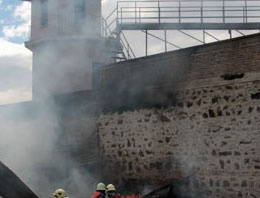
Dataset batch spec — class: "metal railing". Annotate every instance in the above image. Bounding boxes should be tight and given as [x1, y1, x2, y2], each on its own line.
[102, 16, 136, 61]
[118, 0, 260, 24]
[103, 0, 260, 31]
[102, 0, 260, 59]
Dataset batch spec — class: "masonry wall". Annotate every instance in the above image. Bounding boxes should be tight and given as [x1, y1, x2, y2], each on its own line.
[99, 33, 260, 112]
[97, 34, 260, 197]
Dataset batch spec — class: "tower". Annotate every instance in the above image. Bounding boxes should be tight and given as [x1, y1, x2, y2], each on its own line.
[24, 0, 113, 99]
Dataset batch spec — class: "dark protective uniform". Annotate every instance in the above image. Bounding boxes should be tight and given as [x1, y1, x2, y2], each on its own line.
[107, 193, 121, 198]
[107, 192, 120, 198]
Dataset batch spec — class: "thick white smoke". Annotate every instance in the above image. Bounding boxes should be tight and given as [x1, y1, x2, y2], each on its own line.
[0, 101, 98, 198]
[0, 0, 107, 196]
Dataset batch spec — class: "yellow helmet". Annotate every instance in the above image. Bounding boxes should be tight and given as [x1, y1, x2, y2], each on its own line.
[107, 184, 116, 192]
[53, 189, 67, 198]
[96, 183, 106, 191]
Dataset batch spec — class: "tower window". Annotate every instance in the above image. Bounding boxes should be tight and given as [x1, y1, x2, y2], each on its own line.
[41, 0, 48, 27]
[75, 0, 85, 24]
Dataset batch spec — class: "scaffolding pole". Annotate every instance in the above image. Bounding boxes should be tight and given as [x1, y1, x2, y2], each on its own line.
[145, 29, 148, 56]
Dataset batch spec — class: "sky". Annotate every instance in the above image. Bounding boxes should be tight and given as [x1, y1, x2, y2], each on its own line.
[0, 0, 32, 105]
[0, 0, 259, 105]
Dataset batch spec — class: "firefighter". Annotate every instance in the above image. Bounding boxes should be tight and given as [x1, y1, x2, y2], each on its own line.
[106, 184, 119, 198]
[53, 189, 68, 198]
[91, 183, 106, 198]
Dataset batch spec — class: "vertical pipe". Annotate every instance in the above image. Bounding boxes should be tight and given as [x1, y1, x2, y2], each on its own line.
[164, 29, 167, 52]
[145, 29, 148, 56]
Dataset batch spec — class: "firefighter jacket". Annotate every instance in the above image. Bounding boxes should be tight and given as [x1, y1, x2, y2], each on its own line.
[92, 191, 106, 198]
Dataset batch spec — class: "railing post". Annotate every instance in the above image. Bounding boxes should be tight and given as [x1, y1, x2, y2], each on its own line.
[178, 0, 181, 23]
[223, 0, 225, 23]
[203, 29, 205, 44]
[158, 1, 161, 24]
[139, 7, 141, 23]
[121, 7, 123, 24]
[200, 0, 203, 23]
[164, 29, 167, 52]
[127, 43, 130, 59]
[117, 2, 119, 25]
[145, 29, 148, 56]
[228, 29, 232, 39]
[135, 2, 137, 24]
[243, 6, 245, 23]
[245, 0, 248, 23]
[101, 18, 104, 37]
[104, 19, 106, 37]
[105, 19, 107, 36]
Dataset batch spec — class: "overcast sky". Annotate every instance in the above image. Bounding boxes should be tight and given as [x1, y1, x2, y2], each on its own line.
[0, 0, 259, 105]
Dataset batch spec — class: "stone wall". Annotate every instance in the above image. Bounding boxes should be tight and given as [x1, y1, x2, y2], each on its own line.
[97, 34, 260, 197]
[98, 79, 260, 197]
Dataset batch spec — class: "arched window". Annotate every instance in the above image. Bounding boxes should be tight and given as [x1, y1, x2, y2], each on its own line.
[40, 0, 48, 27]
[75, 0, 86, 24]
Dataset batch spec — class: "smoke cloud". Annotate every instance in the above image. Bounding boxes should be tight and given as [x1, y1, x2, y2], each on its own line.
[0, 100, 98, 197]
[0, 0, 107, 195]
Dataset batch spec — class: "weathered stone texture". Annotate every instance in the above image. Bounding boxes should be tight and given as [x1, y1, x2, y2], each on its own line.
[97, 34, 260, 197]
[98, 79, 260, 197]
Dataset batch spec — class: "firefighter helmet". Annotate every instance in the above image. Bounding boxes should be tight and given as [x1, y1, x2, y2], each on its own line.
[97, 183, 106, 191]
[53, 189, 67, 198]
[107, 184, 116, 192]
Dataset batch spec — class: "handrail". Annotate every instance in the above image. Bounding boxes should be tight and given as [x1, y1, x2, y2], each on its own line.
[106, 7, 117, 21]
[121, 31, 136, 58]
[118, 16, 260, 19]
[117, 0, 260, 2]
[102, 16, 136, 61]
[102, 0, 260, 61]
[115, 0, 260, 25]
[106, 18, 117, 31]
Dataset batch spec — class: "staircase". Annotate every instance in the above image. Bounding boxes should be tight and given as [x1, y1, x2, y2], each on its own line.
[102, 14, 136, 62]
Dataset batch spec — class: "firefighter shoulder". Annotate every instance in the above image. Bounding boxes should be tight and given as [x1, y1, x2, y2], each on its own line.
[92, 183, 106, 198]
[53, 189, 67, 198]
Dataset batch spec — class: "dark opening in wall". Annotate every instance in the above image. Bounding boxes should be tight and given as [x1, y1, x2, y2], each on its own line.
[251, 93, 260, 100]
[221, 73, 244, 80]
